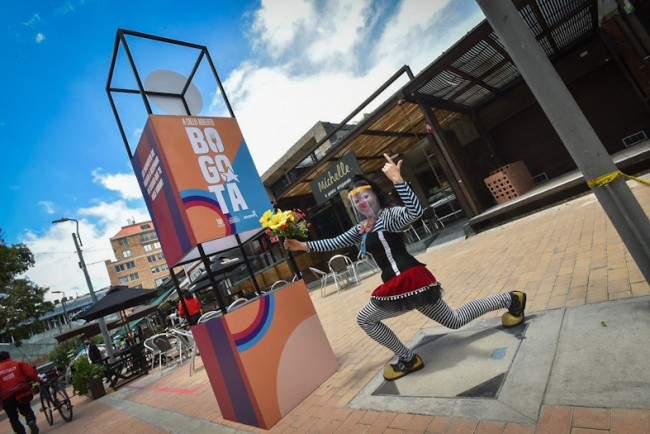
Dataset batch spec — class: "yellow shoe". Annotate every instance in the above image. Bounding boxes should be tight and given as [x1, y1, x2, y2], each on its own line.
[502, 291, 526, 327]
[383, 354, 424, 381]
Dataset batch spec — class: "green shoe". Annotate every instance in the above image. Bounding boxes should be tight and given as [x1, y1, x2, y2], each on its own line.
[383, 354, 424, 381]
[502, 291, 526, 327]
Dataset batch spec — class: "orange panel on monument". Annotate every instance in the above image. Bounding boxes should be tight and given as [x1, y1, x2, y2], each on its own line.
[191, 280, 339, 429]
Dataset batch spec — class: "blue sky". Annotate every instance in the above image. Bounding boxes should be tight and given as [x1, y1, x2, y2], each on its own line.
[1, 0, 484, 300]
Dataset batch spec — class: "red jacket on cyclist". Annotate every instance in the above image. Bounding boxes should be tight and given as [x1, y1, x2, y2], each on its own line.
[0, 351, 40, 434]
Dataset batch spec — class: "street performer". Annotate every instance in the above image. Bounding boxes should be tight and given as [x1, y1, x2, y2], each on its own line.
[284, 154, 526, 381]
[0, 351, 40, 434]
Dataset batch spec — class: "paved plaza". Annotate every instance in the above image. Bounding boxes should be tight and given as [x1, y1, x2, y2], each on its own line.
[3, 176, 650, 433]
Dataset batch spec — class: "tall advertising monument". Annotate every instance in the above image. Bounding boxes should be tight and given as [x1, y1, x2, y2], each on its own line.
[105, 30, 337, 429]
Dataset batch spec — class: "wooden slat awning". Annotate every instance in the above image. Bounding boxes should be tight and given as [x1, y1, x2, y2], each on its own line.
[274, 0, 598, 200]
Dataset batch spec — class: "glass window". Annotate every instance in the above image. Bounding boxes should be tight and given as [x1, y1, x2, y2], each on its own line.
[118, 238, 128, 246]
[115, 264, 124, 272]
[153, 242, 161, 249]
[119, 277, 129, 284]
[122, 250, 132, 258]
[157, 252, 165, 260]
[140, 232, 157, 242]
[126, 261, 136, 269]
[147, 255, 156, 263]
[129, 273, 139, 281]
[144, 245, 153, 252]
[151, 266, 160, 274]
[161, 264, 168, 270]
[155, 278, 165, 286]
[132, 284, 143, 289]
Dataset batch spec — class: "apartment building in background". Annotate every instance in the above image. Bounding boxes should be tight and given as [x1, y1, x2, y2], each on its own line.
[104, 221, 170, 289]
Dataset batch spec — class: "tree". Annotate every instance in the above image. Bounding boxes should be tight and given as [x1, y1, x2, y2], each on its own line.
[49, 339, 76, 368]
[0, 229, 54, 344]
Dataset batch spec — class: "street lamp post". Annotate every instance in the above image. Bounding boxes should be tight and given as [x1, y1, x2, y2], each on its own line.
[53, 218, 115, 362]
[52, 291, 78, 348]
[51, 291, 70, 327]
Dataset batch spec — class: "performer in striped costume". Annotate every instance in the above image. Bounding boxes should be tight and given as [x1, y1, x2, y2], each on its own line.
[285, 154, 526, 381]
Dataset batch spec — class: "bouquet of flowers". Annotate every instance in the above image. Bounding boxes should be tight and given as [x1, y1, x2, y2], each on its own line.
[260, 209, 310, 258]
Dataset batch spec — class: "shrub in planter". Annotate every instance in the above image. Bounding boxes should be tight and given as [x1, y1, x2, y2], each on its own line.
[72, 356, 105, 397]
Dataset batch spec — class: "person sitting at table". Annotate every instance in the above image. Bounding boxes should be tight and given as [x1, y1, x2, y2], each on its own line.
[178, 291, 202, 326]
[85, 339, 103, 364]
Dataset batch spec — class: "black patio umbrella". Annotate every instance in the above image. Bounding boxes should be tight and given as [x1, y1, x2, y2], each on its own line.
[79, 285, 159, 342]
[190, 256, 245, 293]
[54, 318, 124, 343]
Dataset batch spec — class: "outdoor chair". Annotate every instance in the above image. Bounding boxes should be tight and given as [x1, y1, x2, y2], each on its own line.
[422, 207, 444, 231]
[148, 333, 181, 374]
[401, 223, 421, 243]
[328, 255, 358, 293]
[353, 250, 379, 278]
[197, 310, 223, 324]
[270, 280, 289, 290]
[170, 328, 197, 377]
[227, 298, 249, 310]
[309, 266, 334, 297]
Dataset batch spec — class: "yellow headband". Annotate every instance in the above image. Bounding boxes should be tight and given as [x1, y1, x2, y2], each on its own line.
[348, 185, 372, 198]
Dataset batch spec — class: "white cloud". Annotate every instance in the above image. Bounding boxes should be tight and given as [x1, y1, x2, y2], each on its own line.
[23, 199, 150, 301]
[58, 1, 75, 14]
[251, 0, 374, 66]
[38, 201, 55, 214]
[92, 169, 143, 201]
[133, 128, 143, 138]
[22, 14, 41, 27]
[220, 0, 485, 173]
[35, 33, 45, 43]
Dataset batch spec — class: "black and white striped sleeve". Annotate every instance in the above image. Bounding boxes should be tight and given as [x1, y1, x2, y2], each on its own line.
[382, 182, 424, 232]
[306, 225, 363, 252]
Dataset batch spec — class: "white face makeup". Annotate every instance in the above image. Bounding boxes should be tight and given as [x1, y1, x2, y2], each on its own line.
[349, 185, 381, 222]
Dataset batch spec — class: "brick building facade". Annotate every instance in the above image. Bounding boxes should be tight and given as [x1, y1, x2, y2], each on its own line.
[104, 221, 171, 289]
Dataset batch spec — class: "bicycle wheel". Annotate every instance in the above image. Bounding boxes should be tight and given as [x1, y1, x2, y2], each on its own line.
[40, 391, 54, 426]
[53, 388, 73, 422]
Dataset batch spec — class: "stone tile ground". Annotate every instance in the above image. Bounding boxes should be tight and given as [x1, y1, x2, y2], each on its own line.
[3, 176, 650, 433]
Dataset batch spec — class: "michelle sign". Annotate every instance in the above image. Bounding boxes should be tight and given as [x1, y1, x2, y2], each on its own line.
[309, 152, 362, 205]
[132, 115, 272, 267]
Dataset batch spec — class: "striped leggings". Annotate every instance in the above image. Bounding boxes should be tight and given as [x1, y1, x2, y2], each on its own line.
[356, 292, 512, 362]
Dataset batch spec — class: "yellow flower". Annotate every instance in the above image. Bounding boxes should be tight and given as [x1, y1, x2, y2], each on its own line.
[268, 213, 284, 229]
[259, 210, 273, 227]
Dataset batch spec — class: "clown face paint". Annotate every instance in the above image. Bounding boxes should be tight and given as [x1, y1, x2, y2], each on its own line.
[348, 185, 381, 222]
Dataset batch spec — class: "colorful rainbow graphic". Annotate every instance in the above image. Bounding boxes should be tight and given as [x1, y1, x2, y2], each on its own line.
[232, 294, 275, 352]
[180, 189, 236, 234]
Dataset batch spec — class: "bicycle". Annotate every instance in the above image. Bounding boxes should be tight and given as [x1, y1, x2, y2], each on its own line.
[38, 376, 73, 425]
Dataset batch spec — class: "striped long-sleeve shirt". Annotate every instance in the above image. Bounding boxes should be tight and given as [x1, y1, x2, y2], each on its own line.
[307, 182, 425, 282]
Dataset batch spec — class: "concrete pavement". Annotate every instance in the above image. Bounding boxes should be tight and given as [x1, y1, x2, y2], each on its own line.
[3, 174, 650, 434]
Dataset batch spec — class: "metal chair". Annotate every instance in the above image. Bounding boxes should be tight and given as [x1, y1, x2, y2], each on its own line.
[353, 250, 379, 278]
[170, 328, 197, 377]
[270, 280, 289, 290]
[402, 223, 421, 243]
[328, 255, 358, 293]
[309, 266, 334, 297]
[422, 207, 444, 231]
[197, 310, 223, 324]
[227, 298, 249, 310]
[145, 334, 180, 374]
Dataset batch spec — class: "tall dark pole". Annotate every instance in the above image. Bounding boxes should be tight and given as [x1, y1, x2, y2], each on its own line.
[71, 232, 116, 362]
[54, 217, 115, 362]
[475, 0, 650, 283]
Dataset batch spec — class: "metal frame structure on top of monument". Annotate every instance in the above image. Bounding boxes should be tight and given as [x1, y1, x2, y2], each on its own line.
[104, 29, 292, 316]
[105, 28, 235, 159]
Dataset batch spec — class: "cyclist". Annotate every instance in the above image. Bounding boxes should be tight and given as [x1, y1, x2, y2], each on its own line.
[0, 351, 41, 434]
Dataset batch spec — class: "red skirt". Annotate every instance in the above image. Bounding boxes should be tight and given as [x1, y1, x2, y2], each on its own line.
[371, 266, 441, 309]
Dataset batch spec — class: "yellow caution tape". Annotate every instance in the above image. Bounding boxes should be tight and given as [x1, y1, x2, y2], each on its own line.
[587, 170, 650, 188]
